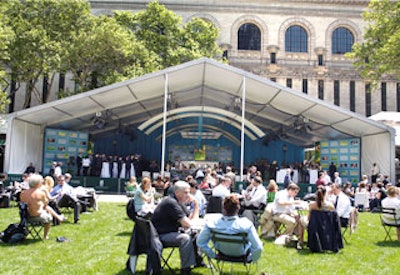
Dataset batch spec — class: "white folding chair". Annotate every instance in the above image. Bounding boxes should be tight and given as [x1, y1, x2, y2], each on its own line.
[354, 192, 369, 211]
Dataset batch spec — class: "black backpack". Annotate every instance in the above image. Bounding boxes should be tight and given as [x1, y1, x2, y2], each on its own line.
[1, 223, 28, 243]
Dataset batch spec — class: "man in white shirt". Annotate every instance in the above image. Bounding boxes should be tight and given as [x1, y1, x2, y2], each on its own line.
[82, 156, 91, 176]
[242, 176, 267, 210]
[331, 183, 351, 227]
[334, 172, 342, 186]
[272, 183, 302, 235]
[212, 177, 232, 199]
[240, 176, 267, 228]
[54, 162, 63, 178]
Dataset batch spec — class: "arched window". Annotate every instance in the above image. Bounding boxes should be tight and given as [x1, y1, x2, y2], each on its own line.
[285, 25, 308, 52]
[332, 27, 354, 54]
[238, 23, 261, 51]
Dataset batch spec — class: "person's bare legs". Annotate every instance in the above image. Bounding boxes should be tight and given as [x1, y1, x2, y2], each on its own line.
[45, 205, 66, 222]
[295, 215, 304, 250]
[44, 223, 51, 240]
[298, 221, 304, 244]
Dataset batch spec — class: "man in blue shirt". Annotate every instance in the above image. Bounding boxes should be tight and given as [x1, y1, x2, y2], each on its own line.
[196, 194, 263, 262]
[50, 174, 81, 224]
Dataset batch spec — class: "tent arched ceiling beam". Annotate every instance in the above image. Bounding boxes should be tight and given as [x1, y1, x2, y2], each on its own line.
[154, 124, 241, 146]
[143, 112, 258, 140]
[138, 106, 263, 139]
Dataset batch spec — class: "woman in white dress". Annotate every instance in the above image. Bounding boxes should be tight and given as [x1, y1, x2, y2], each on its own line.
[100, 160, 110, 178]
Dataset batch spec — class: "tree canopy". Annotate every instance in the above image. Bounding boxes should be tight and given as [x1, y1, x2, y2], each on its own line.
[348, 0, 400, 85]
[115, 1, 222, 69]
[0, 0, 221, 112]
[0, 1, 12, 113]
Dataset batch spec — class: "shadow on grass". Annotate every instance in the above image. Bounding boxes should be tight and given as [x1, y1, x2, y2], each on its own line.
[113, 268, 131, 275]
[296, 246, 344, 256]
[114, 267, 182, 275]
[0, 238, 43, 247]
[116, 231, 132, 237]
[375, 240, 400, 247]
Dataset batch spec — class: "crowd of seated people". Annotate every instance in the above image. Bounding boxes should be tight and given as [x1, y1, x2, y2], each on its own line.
[259, 177, 355, 250]
[6, 169, 97, 224]
[129, 172, 264, 274]
[17, 172, 95, 239]
[339, 173, 393, 212]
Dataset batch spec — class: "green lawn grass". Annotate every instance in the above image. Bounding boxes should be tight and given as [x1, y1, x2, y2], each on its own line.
[1, 202, 399, 275]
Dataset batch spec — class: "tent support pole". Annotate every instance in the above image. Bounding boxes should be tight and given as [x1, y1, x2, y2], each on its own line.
[161, 74, 168, 176]
[240, 77, 246, 181]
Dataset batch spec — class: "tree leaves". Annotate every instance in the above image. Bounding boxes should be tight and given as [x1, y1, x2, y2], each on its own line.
[347, 0, 400, 86]
[0, 0, 221, 111]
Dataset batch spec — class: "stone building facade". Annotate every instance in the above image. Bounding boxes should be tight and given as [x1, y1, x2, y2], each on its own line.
[8, 1, 399, 118]
[89, 0, 399, 118]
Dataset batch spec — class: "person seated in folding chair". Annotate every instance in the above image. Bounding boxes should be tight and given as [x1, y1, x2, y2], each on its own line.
[50, 174, 82, 224]
[151, 180, 202, 275]
[330, 183, 351, 228]
[240, 176, 267, 228]
[271, 183, 303, 236]
[212, 176, 232, 199]
[20, 174, 53, 240]
[196, 194, 263, 264]
[381, 186, 400, 240]
[297, 186, 335, 250]
[134, 176, 156, 217]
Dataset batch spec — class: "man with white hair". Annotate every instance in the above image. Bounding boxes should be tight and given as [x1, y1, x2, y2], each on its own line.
[212, 177, 232, 199]
[20, 174, 52, 239]
[224, 166, 236, 185]
[151, 181, 201, 275]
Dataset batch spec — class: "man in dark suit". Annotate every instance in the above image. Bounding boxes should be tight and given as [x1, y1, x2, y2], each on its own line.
[76, 153, 82, 176]
[125, 155, 132, 179]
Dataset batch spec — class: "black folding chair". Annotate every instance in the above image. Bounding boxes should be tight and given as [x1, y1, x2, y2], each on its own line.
[127, 216, 177, 274]
[19, 202, 45, 241]
[380, 207, 400, 241]
[206, 196, 223, 214]
[207, 229, 255, 275]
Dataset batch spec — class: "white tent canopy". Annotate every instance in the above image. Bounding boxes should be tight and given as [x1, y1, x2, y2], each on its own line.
[5, 58, 396, 180]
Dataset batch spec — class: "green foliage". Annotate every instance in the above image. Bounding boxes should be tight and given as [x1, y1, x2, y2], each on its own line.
[65, 15, 158, 93]
[347, 0, 400, 85]
[0, 1, 12, 113]
[183, 17, 222, 59]
[1, 202, 400, 274]
[0, 0, 222, 109]
[4, 0, 93, 106]
[126, 0, 221, 69]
